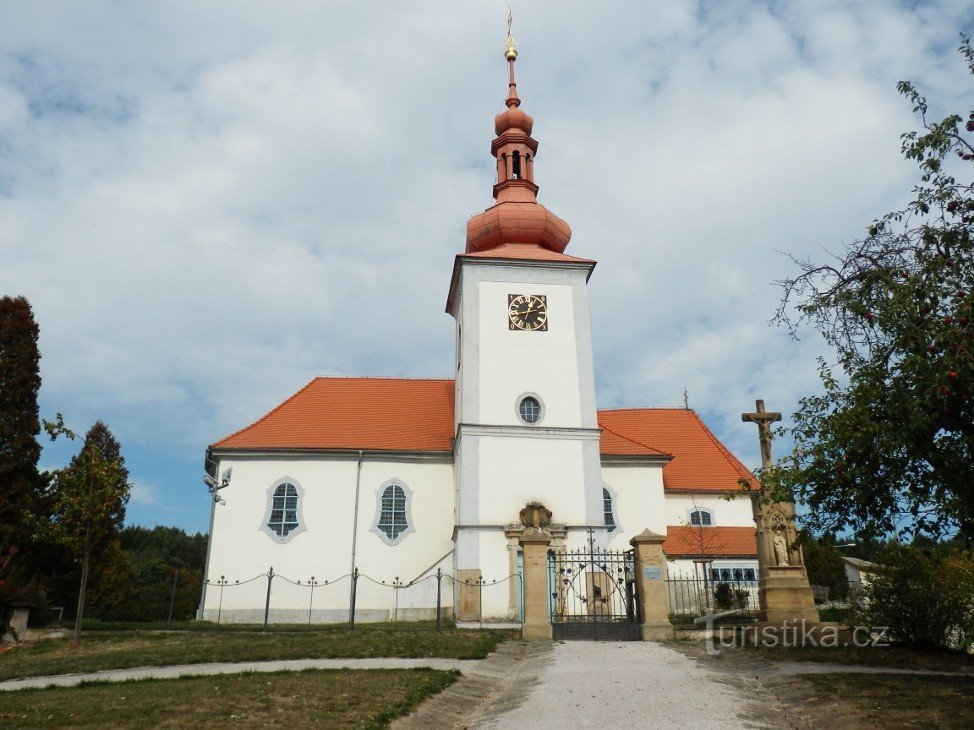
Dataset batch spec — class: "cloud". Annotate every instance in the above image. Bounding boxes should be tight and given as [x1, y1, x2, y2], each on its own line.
[2, 1, 972, 530]
[129, 479, 159, 507]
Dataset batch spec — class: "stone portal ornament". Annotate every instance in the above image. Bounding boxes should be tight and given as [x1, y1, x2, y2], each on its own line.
[519, 501, 552, 529]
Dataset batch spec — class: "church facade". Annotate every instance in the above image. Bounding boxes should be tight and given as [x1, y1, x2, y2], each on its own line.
[200, 45, 759, 624]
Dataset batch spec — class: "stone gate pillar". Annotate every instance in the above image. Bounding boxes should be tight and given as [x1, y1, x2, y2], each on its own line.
[630, 529, 674, 641]
[518, 502, 553, 640]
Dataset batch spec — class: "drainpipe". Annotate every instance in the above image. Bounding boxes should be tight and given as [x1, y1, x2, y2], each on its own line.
[349, 450, 364, 592]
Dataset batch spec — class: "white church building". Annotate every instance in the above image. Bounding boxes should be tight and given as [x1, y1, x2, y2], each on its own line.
[200, 44, 759, 624]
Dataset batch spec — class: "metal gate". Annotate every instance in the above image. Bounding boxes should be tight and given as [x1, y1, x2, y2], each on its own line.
[548, 534, 640, 640]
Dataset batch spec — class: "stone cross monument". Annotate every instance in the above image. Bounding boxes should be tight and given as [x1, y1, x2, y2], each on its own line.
[741, 400, 818, 624]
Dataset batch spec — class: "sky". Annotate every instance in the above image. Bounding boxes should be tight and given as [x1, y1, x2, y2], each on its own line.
[2, 1, 973, 534]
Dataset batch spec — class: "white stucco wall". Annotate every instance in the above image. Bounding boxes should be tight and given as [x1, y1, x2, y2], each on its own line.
[664, 494, 755, 527]
[202, 453, 455, 623]
[600, 462, 667, 547]
[452, 261, 598, 430]
[476, 281, 582, 427]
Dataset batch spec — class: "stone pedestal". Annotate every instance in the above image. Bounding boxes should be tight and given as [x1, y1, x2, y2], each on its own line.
[760, 566, 819, 624]
[456, 568, 482, 622]
[519, 527, 553, 640]
[630, 529, 674, 641]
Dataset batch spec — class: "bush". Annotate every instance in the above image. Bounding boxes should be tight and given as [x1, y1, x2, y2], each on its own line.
[853, 545, 974, 651]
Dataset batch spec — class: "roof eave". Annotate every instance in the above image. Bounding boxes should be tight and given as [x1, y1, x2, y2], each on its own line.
[208, 447, 454, 461]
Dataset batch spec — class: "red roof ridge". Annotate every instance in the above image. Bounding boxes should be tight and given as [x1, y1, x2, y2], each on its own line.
[211, 377, 321, 449]
[685, 409, 757, 488]
[308, 375, 454, 383]
[597, 419, 669, 457]
[597, 406, 695, 413]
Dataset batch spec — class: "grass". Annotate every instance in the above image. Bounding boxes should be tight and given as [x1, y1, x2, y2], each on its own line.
[0, 668, 457, 728]
[0, 627, 509, 682]
[803, 673, 974, 729]
[745, 642, 974, 672]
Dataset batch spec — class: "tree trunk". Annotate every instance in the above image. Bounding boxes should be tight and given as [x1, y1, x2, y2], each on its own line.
[73, 525, 91, 645]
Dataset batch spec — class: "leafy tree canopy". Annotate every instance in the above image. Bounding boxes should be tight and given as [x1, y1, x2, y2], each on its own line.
[0, 296, 41, 550]
[775, 37, 974, 541]
[37, 421, 132, 641]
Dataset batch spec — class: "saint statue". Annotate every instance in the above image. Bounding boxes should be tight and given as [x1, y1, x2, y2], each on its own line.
[772, 531, 790, 566]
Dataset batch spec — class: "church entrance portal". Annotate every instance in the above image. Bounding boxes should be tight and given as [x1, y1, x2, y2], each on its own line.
[548, 534, 640, 640]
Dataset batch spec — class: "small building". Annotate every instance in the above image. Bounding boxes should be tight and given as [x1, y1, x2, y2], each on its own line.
[842, 556, 881, 592]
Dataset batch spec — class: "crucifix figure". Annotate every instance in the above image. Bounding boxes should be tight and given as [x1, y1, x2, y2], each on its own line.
[741, 399, 781, 472]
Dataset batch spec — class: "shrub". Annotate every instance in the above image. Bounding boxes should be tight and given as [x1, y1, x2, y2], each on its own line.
[853, 544, 974, 651]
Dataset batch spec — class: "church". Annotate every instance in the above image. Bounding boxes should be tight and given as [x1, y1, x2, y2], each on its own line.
[200, 38, 759, 624]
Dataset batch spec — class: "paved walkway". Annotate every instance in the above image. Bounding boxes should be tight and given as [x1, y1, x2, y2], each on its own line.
[0, 657, 480, 692]
[475, 642, 753, 729]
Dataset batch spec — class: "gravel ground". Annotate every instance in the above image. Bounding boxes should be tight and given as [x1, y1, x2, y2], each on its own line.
[478, 641, 752, 729]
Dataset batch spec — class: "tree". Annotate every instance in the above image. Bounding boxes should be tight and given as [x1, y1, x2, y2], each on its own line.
[853, 543, 974, 650]
[0, 296, 42, 553]
[799, 533, 848, 601]
[774, 37, 974, 541]
[39, 422, 131, 643]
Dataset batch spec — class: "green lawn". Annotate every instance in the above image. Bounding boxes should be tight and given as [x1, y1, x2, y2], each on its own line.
[0, 628, 508, 682]
[803, 673, 974, 729]
[0, 668, 457, 728]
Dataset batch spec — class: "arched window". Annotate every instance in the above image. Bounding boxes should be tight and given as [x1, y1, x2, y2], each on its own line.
[262, 478, 306, 543]
[689, 508, 714, 527]
[602, 487, 619, 533]
[512, 150, 521, 179]
[373, 481, 413, 544]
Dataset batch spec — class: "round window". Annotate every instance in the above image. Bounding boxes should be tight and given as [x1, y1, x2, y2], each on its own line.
[518, 395, 542, 424]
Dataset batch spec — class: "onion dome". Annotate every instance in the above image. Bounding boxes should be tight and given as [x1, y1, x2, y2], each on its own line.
[465, 35, 572, 254]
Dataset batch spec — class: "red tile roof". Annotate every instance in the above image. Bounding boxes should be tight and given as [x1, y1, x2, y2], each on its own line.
[211, 377, 455, 452]
[211, 379, 756, 493]
[598, 408, 756, 492]
[459, 243, 596, 265]
[663, 526, 757, 557]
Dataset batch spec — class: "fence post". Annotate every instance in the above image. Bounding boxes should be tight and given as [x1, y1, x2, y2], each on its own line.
[349, 567, 358, 629]
[216, 576, 226, 626]
[478, 577, 484, 629]
[393, 577, 401, 623]
[435, 568, 442, 631]
[263, 566, 274, 633]
[166, 568, 179, 629]
[308, 577, 317, 625]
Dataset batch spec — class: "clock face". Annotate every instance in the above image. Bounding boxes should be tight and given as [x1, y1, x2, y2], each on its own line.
[508, 294, 548, 331]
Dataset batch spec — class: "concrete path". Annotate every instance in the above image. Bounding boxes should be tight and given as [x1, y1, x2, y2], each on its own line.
[475, 642, 752, 729]
[0, 657, 480, 692]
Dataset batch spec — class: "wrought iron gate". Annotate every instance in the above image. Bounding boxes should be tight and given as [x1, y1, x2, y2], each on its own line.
[548, 535, 640, 640]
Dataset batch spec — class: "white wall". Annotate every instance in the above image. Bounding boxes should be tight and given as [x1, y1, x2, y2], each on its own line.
[664, 494, 754, 527]
[601, 462, 667, 548]
[202, 453, 455, 623]
[476, 280, 582, 427]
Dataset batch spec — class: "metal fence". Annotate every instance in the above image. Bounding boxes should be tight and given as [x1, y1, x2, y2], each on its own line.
[666, 577, 760, 623]
[201, 567, 522, 629]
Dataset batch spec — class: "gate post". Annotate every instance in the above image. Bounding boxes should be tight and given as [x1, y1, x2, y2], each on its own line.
[630, 529, 673, 641]
[518, 527, 553, 640]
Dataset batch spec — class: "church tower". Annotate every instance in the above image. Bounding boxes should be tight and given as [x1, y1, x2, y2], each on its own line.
[446, 32, 605, 596]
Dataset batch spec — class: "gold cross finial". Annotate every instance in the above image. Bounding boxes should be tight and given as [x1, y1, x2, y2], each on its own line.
[505, 8, 518, 60]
